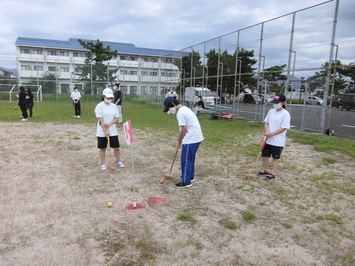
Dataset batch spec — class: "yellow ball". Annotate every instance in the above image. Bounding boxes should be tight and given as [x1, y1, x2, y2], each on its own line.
[107, 202, 113, 207]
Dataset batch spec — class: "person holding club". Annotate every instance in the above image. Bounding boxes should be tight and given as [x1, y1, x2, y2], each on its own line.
[94, 88, 125, 171]
[164, 99, 204, 188]
[258, 94, 290, 181]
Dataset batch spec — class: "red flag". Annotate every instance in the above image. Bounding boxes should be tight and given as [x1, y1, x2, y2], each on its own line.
[123, 120, 134, 145]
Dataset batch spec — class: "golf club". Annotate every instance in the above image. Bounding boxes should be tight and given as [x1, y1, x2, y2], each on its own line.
[246, 137, 268, 180]
[106, 136, 115, 171]
[164, 143, 180, 180]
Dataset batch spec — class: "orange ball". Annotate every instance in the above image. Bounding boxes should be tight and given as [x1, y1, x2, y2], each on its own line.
[159, 179, 165, 184]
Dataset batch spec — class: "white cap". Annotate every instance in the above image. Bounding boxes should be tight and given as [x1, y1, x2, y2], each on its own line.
[102, 88, 114, 98]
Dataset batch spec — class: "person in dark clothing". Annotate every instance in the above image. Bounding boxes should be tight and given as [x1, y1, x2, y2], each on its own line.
[113, 83, 123, 123]
[193, 96, 205, 115]
[17, 86, 28, 121]
[25, 87, 35, 117]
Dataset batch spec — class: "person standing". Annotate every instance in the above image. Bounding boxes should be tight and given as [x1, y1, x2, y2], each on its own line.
[165, 87, 178, 99]
[70, 87, 81, 118]
[258, 94, 290, 181]
[17, 86, 28, 121]
[113, 83, 123, 124]
[25, 87, 35, 118]
[94, 88, 125, 171]
[193, 96, 205, 115]
[164, 99, 204, 188]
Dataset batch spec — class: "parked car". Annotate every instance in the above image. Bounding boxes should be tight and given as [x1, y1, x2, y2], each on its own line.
[305, 96, 323, 105]
[331, 93, 355, 111]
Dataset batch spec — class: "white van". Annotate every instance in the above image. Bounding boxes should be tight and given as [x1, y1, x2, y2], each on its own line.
[185, 87, 216, 107]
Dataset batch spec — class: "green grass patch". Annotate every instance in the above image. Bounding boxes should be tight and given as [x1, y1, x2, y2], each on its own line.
[176, 212, 197, 223]
[321, 157, 338, 165]
[242, 210, 256, 221]
[288, 130, 355, 158]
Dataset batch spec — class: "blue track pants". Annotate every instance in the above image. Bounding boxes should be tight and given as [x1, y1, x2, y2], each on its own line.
[181, 142, 201, 184]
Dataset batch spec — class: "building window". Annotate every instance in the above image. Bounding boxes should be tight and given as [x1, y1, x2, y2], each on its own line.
[20, 49, 30, 54]
[129, 71, 137, 75]
[141, 71, 149, 76]
[151, 86, 158, 95]
[168, 72, 176, 77]
[130, 86, 137, 95]
[74, 67, 82, 73]
[48, 50, 57, 56]
[61, 84, 70, 93]
[120, 70, 128, 75]
[21, 65, 31, 70]
[59, 51, 69, 56]
[130, 56, 137, 61]
[120, 85, 127, 94]
[161, 72, 166, 77]
[48, 66, 57, 72]
[120, 56, 127, 60]
[73, 52, 85, 57]
[34, 66, 43, 71]
[33, 50, 42, 55]
[60, 67, 69, 72]
[142, 57, 149, 62]
[150, 58, 158, 62]
[150, 71, 158, 76]
[141, 86, 148, 95]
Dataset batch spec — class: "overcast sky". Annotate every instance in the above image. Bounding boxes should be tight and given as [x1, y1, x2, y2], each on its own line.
[0, 0, 353, 70]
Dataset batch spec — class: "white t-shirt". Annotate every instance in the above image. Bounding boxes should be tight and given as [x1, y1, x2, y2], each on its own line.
[176, 106, 204, 144]
[166, 91, 178, 99]
[264, 108, 291, 147]
[94, 101, 119, 137]
[71, 91, 81, 100]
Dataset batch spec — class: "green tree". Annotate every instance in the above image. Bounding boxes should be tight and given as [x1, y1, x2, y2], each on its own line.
[205, 48, 257, 93]
[263, 64, 287, 93]
[77, 39, 118, 94]
[307, 60, 348, 94]
[338, 62, 355, 89]
[28, 72, 59, 94]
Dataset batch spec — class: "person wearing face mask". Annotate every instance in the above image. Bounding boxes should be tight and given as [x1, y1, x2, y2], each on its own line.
[70, 87, 81, 118]
[94, 88, 125, 171]
[258, 94, 290, 181]
[163, 99, 204, 188]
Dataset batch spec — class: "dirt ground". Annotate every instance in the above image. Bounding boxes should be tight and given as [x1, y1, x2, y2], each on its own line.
[0, 121, 354, 265]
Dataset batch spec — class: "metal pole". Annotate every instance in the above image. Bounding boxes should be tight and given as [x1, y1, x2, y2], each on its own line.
[320, 0, 339, 133]
[255, 22, 264, 121]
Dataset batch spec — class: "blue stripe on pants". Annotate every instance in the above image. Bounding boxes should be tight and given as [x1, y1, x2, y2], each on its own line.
[181, 142, 201, 184]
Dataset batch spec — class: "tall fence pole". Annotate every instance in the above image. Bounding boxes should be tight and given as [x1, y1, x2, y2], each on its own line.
[321, 0, 339, 133]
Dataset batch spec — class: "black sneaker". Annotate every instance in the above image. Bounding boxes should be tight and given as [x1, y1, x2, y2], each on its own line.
[264, 174, 276, 181]
[175, 181, 192, 188]
[258, 170, 270, 176]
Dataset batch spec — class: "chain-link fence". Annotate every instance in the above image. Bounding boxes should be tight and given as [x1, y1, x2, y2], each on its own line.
[175, 0, 354, 138]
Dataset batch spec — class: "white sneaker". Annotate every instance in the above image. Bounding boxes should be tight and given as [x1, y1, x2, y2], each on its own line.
[77, 115, 80, 118]
[21, 118, 28, 121]
[116, 161, 125, 168]
[100, 164, 107, 171]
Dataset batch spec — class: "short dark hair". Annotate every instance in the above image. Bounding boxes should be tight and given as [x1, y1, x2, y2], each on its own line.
[114, 83, 120, 87]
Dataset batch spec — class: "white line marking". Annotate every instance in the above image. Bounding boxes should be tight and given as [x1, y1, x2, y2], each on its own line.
[342, 125, 355, 128]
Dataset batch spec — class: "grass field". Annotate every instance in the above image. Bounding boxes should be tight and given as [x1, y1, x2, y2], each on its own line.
[0, 99, 354, 265]
[1, 99, 354, 158]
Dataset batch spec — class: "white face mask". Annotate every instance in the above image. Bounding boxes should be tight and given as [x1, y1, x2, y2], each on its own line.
[104, 98, 112, 104]
[273, 103, 282, 109]
[168, 107, 176, 114]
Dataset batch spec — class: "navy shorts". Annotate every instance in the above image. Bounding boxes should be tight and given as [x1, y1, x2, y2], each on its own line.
[262, 144, 283, 159]
[97, 136, 120, 149]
